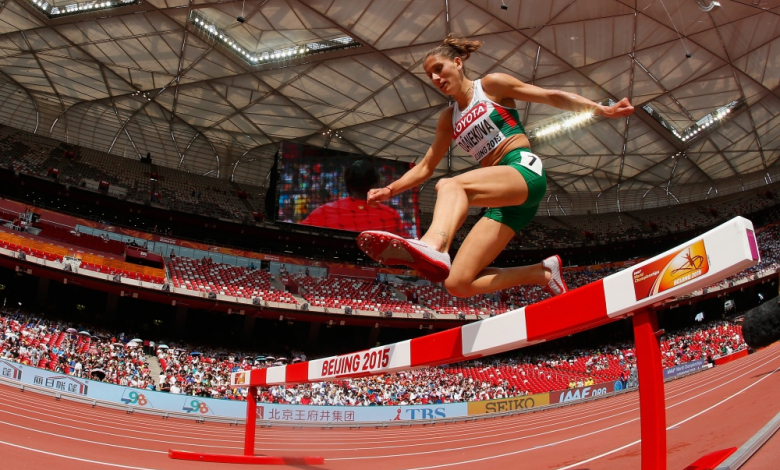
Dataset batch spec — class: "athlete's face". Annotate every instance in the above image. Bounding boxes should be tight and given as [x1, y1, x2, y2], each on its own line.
[423, 54, 464, 96]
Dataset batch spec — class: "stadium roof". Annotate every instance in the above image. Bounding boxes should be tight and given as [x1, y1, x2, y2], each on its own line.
[0, 0, 779, 215]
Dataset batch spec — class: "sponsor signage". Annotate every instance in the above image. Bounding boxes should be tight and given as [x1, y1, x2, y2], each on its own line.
[0, 359, 22, 380]
[0, 362, 467, 423]
[254, 404, 461, 423]
[663, 359, 707, 380]
[549, 383, 614, 404]
[467, 393, 550, 415]
[632, 240, 710, 301]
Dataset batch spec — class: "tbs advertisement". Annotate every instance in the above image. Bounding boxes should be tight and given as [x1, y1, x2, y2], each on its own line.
[632, 240, 710, 301]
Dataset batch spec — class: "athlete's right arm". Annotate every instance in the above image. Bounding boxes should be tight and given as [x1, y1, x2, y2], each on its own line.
[367, 108, 453, 205]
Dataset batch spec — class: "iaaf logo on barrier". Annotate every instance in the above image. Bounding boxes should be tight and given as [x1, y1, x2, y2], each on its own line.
[632, 239, 710, 301]
[550, 383, 614, 404]
[0, 359, 22, 380]
[120, 390, 152, 407]
[182, 398, 212, 414]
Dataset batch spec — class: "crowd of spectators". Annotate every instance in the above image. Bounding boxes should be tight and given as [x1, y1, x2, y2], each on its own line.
[0, 310, 155, 389]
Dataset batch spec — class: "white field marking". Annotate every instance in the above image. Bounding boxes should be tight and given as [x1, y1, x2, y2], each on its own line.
[326, 347, 780, 459]
[555, 364, 780, 470]
[323, 348, 780, 453]
[2, 355, 771, 470]
[0, 418, 167, 454]
[0, 348, 772, 455]
[0, 385, 245, 438]
[0, 382, 641, 447]
[0, 408, 243, 450]
[0, 346, 768, 460]
[0, 346, 752, 446]
[0, 439, 162, 470]
[0, 352, 749, 448]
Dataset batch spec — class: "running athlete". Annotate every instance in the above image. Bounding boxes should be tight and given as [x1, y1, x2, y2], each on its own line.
[357, 35, 634, 298]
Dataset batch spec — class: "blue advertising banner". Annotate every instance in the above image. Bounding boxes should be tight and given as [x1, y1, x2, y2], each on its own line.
[663, 359, 708, 380]
[0, 360, 467, 423]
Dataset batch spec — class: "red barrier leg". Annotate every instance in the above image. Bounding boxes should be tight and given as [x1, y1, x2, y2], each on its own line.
[245, 386, 258, 456]
[168, 385, 325, 465]
[633, 309, 667, 470]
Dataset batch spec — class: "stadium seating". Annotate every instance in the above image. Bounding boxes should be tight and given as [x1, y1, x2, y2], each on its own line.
[167, 256, 297, 304]
[298, 275, 426, 315]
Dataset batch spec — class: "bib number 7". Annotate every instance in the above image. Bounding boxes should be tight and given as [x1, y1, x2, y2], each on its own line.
[519, 151, 543, 176]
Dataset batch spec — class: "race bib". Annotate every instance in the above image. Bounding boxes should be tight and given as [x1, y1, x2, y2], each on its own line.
[519, 151, 543, 176]
[453, 103, 505, 162]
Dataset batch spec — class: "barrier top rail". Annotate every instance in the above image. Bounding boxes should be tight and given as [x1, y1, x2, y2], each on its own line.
[231, 216, 760, 389]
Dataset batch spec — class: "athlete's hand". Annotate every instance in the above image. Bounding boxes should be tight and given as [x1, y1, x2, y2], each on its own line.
[367, 187, 393, 205]
[597, 97, 634, 119]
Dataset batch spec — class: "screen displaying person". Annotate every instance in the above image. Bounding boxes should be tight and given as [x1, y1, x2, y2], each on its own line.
[301, 159, 409, 237]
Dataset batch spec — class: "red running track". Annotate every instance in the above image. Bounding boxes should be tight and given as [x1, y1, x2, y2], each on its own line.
[0, 343, 778, 470]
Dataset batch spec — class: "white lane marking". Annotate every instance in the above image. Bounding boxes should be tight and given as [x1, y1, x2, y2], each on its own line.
[0, 408, 242, 450]
[555, 364, 780, 470]
[0, 439, 162, 470]
[0, 353, 752, 453]
[327, 347, 780, 461]
[0, 346, 755, 448]
[0, 418, 166, 454]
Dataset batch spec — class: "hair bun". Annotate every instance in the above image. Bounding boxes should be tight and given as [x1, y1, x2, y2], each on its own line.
[441, 34, 483, 61]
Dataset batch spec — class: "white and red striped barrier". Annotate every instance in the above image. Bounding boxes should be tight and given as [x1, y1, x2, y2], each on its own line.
[231, 216, 760, 388]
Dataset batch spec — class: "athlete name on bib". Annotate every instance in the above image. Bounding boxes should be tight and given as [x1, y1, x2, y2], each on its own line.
[453, 103, 505, 162]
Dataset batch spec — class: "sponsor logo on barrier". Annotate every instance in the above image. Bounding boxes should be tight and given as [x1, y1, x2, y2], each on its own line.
[549, 383, 614, 404]
[255, 405, 356, 422]
[121, 390, 151, 407]
[33, 374, 89, 396]
[182, 398, 212, 414]
[614, 380, 623, 391]
[316, 346, 392, 379]
[632, 239, 709, 301]
[395, 408, 447, 420]
[467, 393, 550, 415]
[0, 359, 22, 380]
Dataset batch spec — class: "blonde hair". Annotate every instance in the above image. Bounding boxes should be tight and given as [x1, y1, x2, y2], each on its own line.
[425, 35, 483, 76]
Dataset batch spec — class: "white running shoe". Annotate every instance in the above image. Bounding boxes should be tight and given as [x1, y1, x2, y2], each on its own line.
[543, 255, 568, 296]
[357, 231, 451, 282]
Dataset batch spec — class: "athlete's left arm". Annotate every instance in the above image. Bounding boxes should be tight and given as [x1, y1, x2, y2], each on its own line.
[481, 73, 634, 119]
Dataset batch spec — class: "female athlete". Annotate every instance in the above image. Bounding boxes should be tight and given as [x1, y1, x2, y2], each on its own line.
[357, 35, 634, 298]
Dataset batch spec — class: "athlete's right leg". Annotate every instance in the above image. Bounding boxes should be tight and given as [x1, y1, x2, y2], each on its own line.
[419, 164, 530, 253]
[357, 165, 529, 281]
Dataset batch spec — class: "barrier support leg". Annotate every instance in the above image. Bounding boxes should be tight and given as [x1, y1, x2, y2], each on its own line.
[633, 309, 667, 470]
[244, 386, 257, 457]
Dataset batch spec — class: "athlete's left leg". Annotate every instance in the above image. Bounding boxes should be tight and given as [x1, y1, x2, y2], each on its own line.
[442, 218, 550, 298]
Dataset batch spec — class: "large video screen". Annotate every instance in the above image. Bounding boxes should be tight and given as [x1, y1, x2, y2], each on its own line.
[277, 142, 420, 238]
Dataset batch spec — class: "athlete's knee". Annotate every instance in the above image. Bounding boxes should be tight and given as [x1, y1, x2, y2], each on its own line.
[435, 177, 459, 193]
[444, 276, 475, 298]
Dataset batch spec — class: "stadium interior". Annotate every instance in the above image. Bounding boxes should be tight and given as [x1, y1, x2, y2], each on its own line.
[1, 0, 780, 468]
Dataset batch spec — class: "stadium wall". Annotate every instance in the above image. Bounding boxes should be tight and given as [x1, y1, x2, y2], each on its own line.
[0, 358, 720, 425]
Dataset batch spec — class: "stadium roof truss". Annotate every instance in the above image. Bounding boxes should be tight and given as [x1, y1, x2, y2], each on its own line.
[0, 0, 779, 215]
